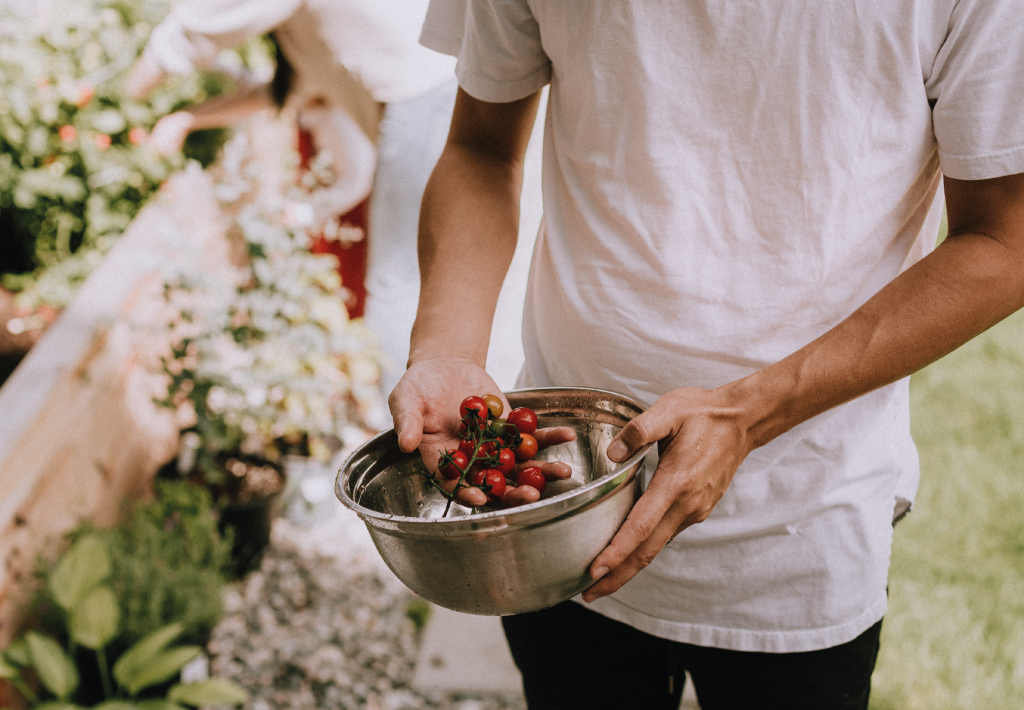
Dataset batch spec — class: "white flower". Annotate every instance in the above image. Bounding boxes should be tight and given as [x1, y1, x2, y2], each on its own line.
[280, 200, 315, 229]
[206, 386, 229, 414]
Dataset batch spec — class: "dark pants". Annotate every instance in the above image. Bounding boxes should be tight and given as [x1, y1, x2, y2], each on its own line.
[502, 601, 882, 710]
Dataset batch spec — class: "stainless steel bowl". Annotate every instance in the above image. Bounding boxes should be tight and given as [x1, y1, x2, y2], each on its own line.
[335, 388, 651, 616]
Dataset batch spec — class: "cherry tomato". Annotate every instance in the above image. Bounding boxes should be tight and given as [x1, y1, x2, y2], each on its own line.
[438, 449, 468, 480]
[460, 396, 489, 427]
[488, 417, 509, 438]
[506, 407, 538, 436]
[469, 468, 506, 503]
[495, 448, 516, 475]
[477, 440, 498, 460]
[482, 393, 504, 419]
[516, 466, 546, 495]
[514, 433, 539, 462]
[458, 438, 476, 459]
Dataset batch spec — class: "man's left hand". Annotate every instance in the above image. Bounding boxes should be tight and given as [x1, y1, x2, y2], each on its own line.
[582, 385, 754, 602]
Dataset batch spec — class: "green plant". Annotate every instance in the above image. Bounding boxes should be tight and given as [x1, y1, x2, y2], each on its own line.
[0, 535, 247, 709]
[99, 481, 231, 648]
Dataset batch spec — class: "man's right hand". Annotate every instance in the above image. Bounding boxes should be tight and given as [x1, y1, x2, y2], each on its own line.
[389, 356, 575, 508]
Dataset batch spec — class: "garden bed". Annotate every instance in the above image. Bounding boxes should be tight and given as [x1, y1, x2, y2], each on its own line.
[0, 164, 232, 645]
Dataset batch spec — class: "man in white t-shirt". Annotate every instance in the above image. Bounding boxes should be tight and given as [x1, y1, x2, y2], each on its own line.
[390, 1, 1024, 708]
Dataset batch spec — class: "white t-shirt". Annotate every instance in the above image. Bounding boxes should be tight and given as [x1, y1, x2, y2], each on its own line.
[422, 0, 1024, 652]
[145, 0, 456, 140]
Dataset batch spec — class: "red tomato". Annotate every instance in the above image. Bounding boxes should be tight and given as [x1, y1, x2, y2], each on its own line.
[482, 393, 504, 419]
[438, 449, 468, 480]
[477, 440, 498, 460]
[516, 466, 546, 495]
[495, 448, 516, 475]
[458, 438, 477, 459]
[514, 433, 539, 462]
[469, 469, 506, 503]
[460, 396, 489, 427]
[506, 407, 538, 436]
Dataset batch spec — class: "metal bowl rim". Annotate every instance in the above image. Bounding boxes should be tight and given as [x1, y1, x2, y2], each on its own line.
[335, 387, 651, 528]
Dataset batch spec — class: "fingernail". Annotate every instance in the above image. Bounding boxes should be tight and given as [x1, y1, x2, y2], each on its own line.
[591, 566, 608, 581]
[606, 440, 628, 462]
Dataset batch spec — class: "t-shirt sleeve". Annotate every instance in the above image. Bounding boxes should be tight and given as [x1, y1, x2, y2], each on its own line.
[420, 0, 550, 103]
[419, 0, 466, 57]
[926, 0, 1024, 180]
[144, 0, 301, 75]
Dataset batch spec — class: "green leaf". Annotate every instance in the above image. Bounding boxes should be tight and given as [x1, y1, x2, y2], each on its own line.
[122, 647, 202, 697]
[32, 703, 85, 710]
[135, 700, 187, 710]
[49, 536, 111, 611]
[25, 632, 79, 700]
[3, 637, 30, 666]
[0, 655, 19, 678]
[167, 679, 248, 707]
[93, 702, 142, 710]
[112, 623, 183, 692]
[69, 585, 120, 649]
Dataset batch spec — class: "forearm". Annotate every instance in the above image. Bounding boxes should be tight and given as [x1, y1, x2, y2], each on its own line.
[182, 83, 274, 132]
[730, 176, 1024, 448]
[409, 90, 541, 367]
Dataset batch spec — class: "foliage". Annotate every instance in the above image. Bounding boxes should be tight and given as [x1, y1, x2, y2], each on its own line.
[0, 0, 269, 312]
[156, 134, 381, 490]
[29, 482, 230, 664]
[870, 308, 1024, 709]
[1, 527, 245, 709]
[98, 481, 231, 648]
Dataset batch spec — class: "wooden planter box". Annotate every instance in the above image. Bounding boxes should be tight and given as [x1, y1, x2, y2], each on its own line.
[0, 167, 233, 646]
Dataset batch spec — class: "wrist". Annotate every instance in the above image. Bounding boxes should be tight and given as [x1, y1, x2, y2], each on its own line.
[717, 367, 795, 450]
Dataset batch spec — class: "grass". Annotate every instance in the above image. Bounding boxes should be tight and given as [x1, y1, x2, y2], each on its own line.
[870, 308, 1024, 708]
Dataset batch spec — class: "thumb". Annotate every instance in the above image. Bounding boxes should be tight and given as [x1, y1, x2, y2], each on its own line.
[607, 407, 673, 462]
[393, 406, 425, 453]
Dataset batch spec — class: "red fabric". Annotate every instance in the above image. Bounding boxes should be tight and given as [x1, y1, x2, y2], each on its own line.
[297, 127, 370, 318]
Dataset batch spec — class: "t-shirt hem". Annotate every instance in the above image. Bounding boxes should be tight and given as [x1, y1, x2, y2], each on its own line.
[939, 143, 1024, 181]
[573, 595, 889, 653]
[455, 62, 550, 104]
[419, 26, 461, 58]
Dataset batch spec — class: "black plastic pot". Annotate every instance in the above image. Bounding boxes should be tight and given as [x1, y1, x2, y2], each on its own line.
[218, 489, 282, 578]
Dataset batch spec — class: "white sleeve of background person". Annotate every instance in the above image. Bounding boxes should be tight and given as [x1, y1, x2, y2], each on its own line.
[143, 0, 301, 76]
[422, 0, 1024, 653]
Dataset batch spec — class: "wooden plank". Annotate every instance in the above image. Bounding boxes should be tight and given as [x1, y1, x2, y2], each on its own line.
[0, 165, 233, 643]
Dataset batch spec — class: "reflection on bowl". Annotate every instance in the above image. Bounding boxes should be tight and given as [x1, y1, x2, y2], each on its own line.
[336, 388, 652, 616]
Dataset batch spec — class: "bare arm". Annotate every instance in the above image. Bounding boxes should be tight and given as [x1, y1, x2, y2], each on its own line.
[584, 171, 1024, 601]
[408, 88, 541, 369]
[389, 88, 575, 508]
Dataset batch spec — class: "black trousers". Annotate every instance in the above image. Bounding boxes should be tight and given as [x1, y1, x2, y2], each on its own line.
[502, 601, 882, 710]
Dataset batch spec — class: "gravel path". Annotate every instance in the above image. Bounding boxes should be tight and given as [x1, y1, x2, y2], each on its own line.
[205, 510, 527, 710]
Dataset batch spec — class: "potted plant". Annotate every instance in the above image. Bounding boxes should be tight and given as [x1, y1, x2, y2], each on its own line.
[0, 504, 246, 709]
[154, 134, 382, 574]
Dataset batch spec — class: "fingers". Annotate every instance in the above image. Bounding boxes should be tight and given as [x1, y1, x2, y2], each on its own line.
[582, 502, 686, 602]
[517, 460, 572, 480]
[499, 485, 540, 508]
[606, 404, 678, 462]
[534, 426, 576, 448]
[584, 482, 681, 588]
[438, 478, 488, 507]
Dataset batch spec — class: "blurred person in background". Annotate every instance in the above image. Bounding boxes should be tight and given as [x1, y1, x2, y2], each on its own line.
[127, 0, 457, 400]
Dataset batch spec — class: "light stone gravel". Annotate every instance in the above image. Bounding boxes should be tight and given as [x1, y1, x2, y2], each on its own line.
[206, 509, 527, 710]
